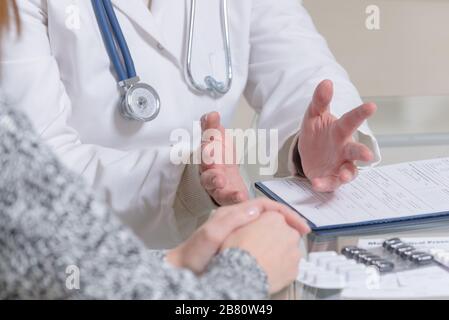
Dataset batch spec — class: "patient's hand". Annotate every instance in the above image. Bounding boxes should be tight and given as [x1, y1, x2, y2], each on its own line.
[199, 112, 249, 206]
[166, 198, 310, 275]
[221, 211, 303, 294]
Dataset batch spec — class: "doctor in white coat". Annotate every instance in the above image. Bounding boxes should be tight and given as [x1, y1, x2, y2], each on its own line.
[1, 0, 381, 248]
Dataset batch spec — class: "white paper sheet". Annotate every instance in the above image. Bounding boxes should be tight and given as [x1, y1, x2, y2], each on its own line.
[261, 158, 449, 228]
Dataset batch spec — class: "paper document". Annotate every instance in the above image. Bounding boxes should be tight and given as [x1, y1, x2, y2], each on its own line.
[257, 158, 449, 229]
[358, 237, 449, 250]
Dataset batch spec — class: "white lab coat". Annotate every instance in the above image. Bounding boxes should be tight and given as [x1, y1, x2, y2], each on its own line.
[0, 0, 381, 248]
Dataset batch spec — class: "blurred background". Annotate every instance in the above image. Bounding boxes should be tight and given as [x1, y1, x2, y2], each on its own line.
[234, 0, 449, 167]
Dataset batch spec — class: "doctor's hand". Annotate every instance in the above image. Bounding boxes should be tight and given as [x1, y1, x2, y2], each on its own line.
[199, 112, 249, 206]
[297, 80, 376, 193]
[166, 198, 310, 276]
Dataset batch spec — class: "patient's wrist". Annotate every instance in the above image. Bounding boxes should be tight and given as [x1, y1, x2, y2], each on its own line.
[166, 248, 184, 269]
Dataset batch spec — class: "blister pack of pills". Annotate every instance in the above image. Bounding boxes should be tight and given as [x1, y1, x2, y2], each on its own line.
[298, 238, 449, 290]
[297, 251, 379, 289]
[376, 238, 435, 272]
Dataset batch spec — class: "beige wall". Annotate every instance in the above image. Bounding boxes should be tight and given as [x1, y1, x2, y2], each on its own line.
[235, 0, 449, 127]
[303, 0, 449, 97]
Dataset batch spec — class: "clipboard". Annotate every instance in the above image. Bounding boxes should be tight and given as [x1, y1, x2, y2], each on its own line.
[255, 158, 449, 234]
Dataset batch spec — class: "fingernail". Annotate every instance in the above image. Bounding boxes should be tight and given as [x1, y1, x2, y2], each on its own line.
[303, 218, 312, 232]
[304, 223, 312, 233]
[247, 207, 260, 217]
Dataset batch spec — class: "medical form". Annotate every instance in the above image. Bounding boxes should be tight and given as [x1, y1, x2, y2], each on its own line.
[256, 158, 449, 229]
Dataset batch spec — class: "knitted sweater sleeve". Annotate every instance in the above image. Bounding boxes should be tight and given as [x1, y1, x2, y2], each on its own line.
[0, 105, 269, 300]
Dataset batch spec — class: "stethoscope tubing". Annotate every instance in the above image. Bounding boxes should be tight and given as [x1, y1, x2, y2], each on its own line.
[92, 0, 136, 81]
[185, 0, 232, 96]
[102, 0, 137, 79]
[92, 0, 233, 97]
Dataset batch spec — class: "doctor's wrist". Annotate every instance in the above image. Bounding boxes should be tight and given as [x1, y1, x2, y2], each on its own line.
[293, 143, 306, 178]
[288, 132, 306, 178]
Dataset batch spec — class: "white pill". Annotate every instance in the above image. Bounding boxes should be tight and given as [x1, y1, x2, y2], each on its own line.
[312, 273, 345, 288]
[297, 270, 306, 281]
[346, 268, 368, 283]
[308, 251, 337, 264]
[303, 269, 319, 283]
[299, 259, 312, 271]
[324, 256, 347, 268]
[327, 260, 355, 272]
[336, 263, 362, 274]
[316, 256, 345, 268]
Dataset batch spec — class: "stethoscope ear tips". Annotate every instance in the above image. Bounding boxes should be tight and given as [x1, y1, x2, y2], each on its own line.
[185, 0, 233, 96]
[205, 76, 226, 94]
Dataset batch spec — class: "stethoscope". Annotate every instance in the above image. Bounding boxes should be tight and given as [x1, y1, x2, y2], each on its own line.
[92, 0, 233, 122]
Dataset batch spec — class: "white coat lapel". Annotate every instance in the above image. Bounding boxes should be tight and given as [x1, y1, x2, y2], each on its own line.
[111, 0, 179, 64]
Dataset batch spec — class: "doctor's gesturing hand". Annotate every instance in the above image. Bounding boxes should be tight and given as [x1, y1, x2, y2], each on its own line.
[199, 112, 250, 206]
[297, 80, 377, 193]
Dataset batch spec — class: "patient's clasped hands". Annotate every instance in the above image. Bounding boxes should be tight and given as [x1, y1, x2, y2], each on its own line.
[167, 199, 311, 294]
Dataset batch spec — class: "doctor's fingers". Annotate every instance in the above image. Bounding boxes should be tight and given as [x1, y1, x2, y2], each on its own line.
[311, 176, 342, 193]
[212, 189, 248, 206]
[308, 79, 333, 117]
[201, 112, 225, 146]
[311, 165, 357, 192]
[201, 111, 221, 131]
[201, 131, 224, 153]
[343, 142, 374, 163]
[200, 130, 225, 168]
[336, 103, 377, 138]
[338, 162, 358, 184]
[201, 111, 226, 144]
[200, 141, 225, 171]
[200, 169, 226, 190]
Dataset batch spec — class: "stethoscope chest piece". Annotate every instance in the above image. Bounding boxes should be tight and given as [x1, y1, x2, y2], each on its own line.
[120, 78, 161, 122]
[92, 0, 161, 122]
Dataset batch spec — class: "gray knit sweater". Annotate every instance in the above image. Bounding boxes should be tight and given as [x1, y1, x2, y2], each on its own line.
[0, 105, 269, 300]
